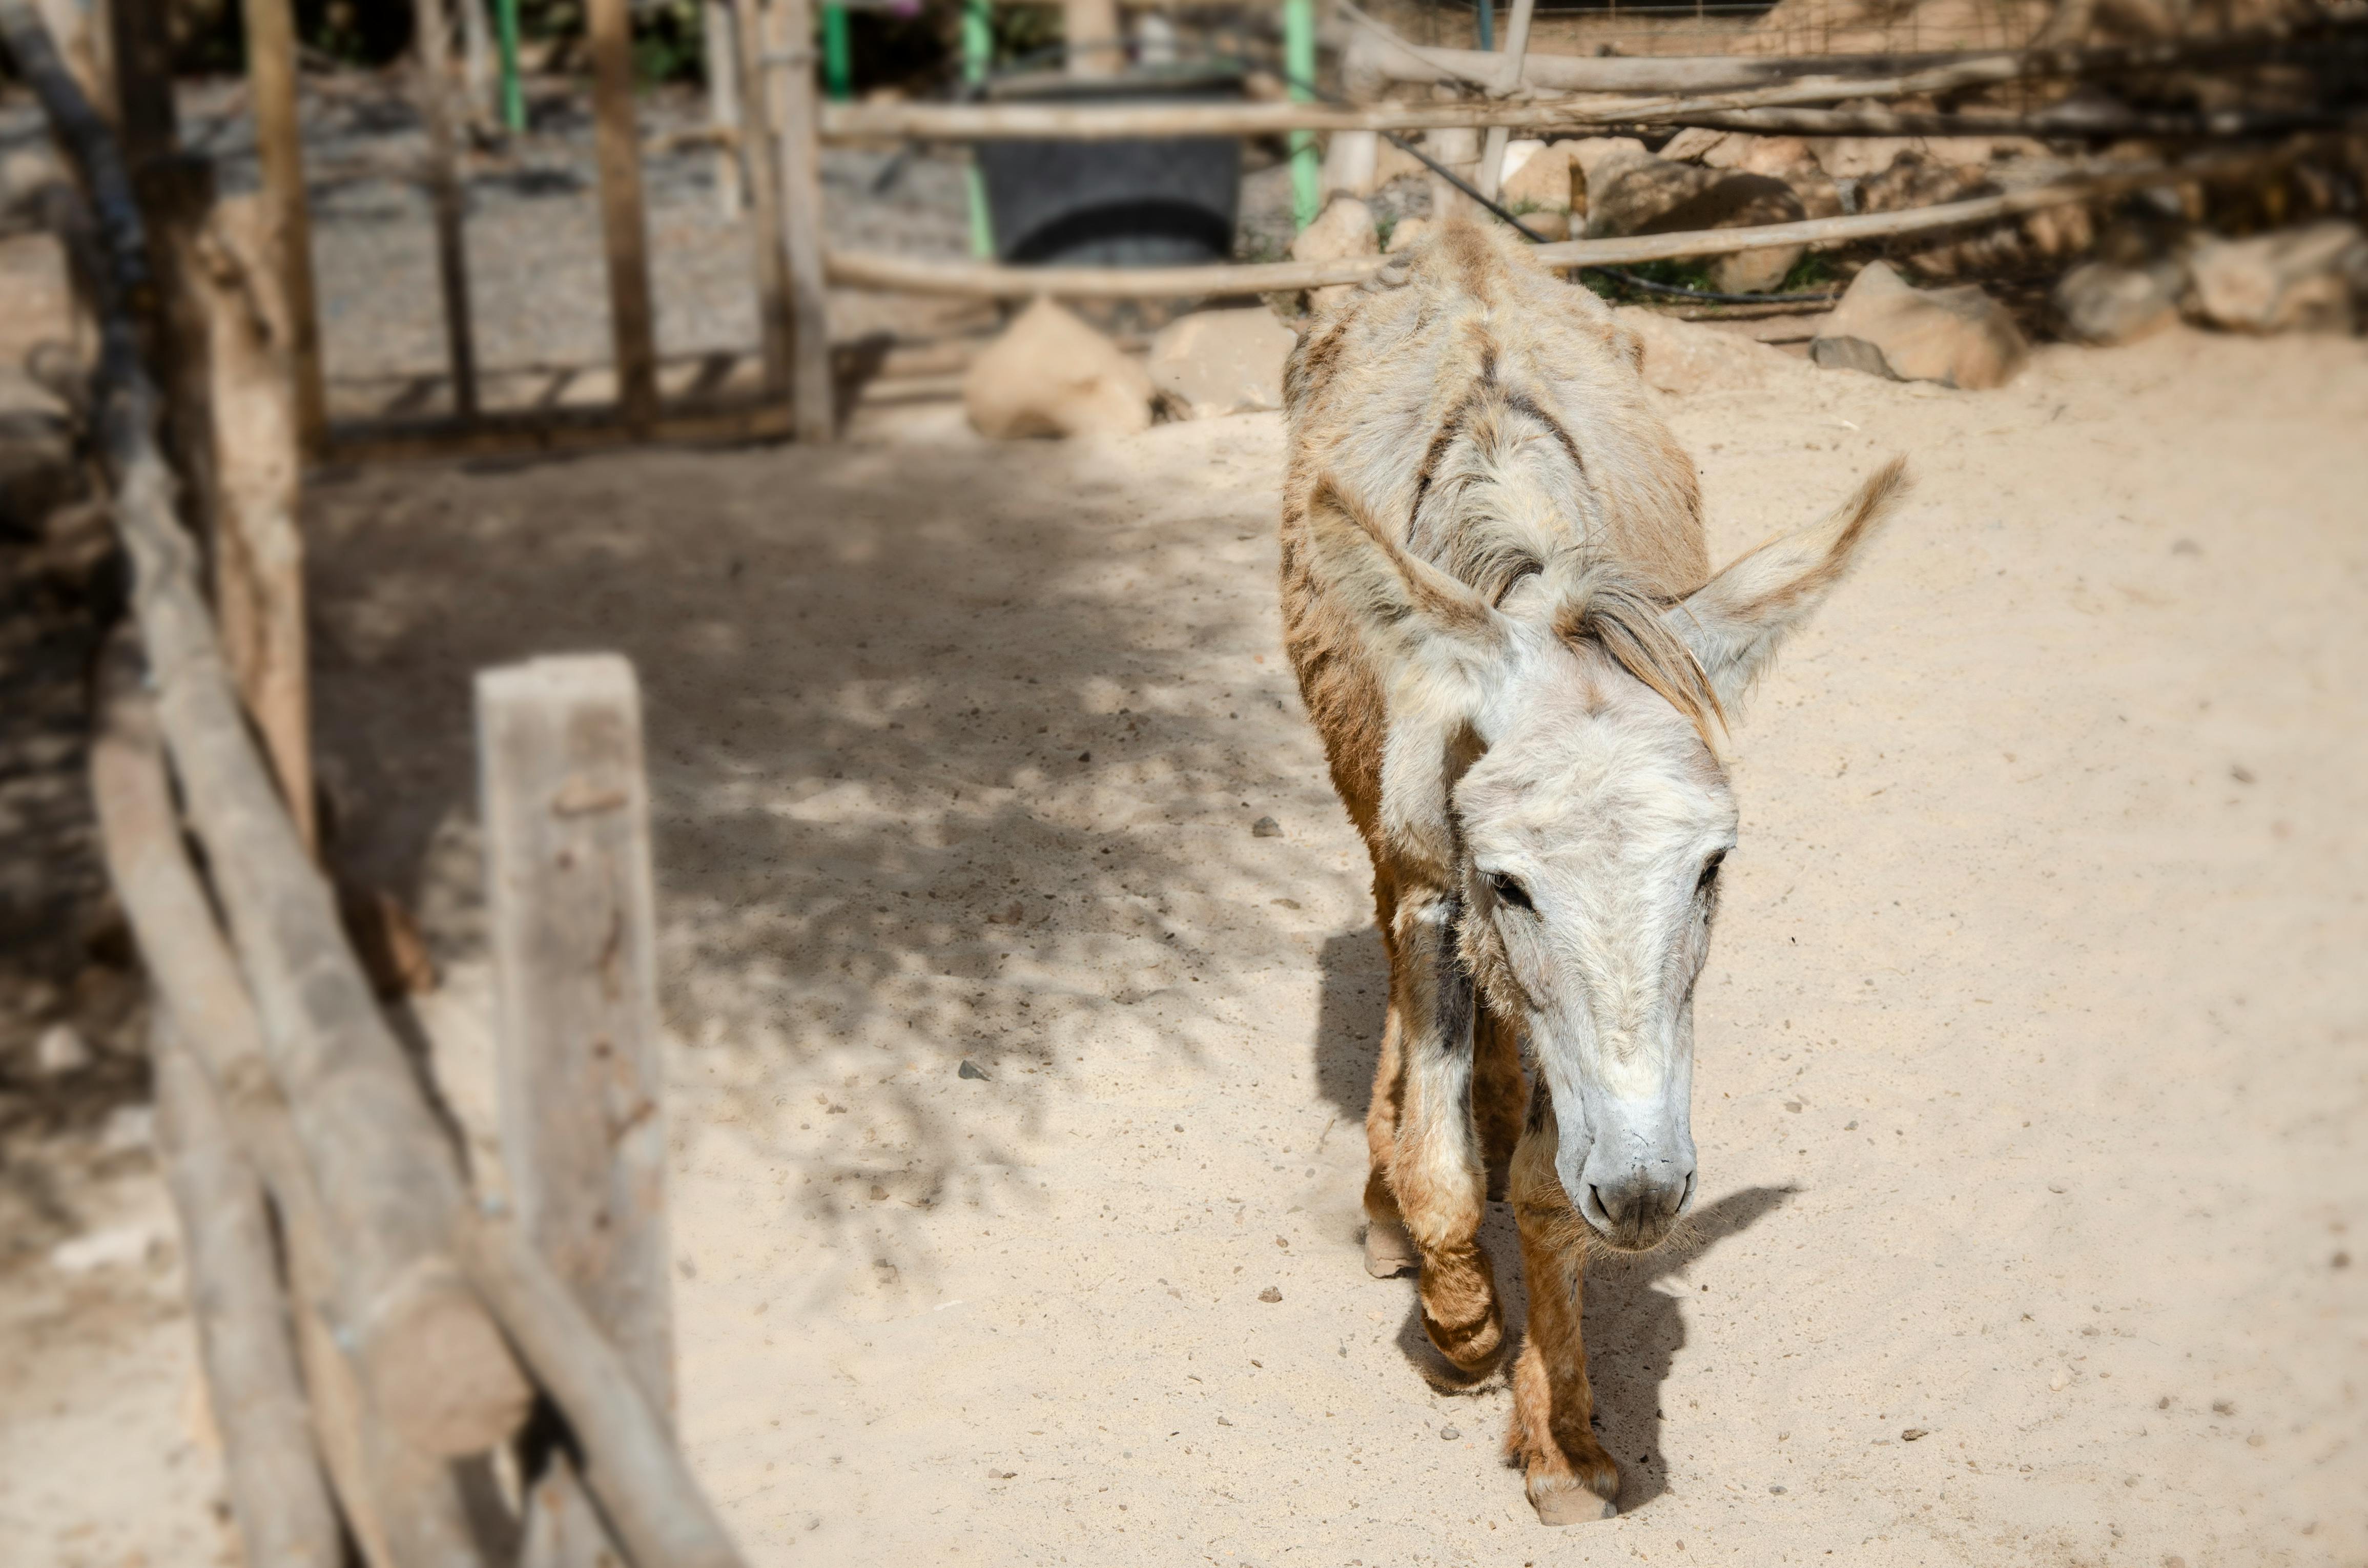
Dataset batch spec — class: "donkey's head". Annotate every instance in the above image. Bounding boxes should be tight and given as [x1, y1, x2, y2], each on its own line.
[1304, 459, 1910, 1251]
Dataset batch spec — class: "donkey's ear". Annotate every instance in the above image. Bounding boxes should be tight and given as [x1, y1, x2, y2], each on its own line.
[1296, 474, 1509, 697]
[1665, 458, 1913, 714]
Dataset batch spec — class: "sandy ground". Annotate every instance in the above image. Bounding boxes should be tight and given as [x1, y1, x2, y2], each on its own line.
[3, 322, 2364, 1566]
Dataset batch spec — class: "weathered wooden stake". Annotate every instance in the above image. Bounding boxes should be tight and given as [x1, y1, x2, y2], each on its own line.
[239, 0, 328, 455]
[733, 0, 792, 396]
[765, 0, 836, 441]
[477, 653, 672, 1567]
[703, 0, 745, 217]
[588, 0, 662, 428]
[415, 0, 480, 419]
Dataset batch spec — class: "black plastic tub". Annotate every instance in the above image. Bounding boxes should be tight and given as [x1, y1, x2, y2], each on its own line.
[975, 67, 1245, 267]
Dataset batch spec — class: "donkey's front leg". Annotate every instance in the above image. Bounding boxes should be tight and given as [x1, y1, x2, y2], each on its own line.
[1386, 889, 1503, 1378]
[1506, 1091, 1621, 1523]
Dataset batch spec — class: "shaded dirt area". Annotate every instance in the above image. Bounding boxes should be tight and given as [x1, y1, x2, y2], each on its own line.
[2, 323, 2364, 1566]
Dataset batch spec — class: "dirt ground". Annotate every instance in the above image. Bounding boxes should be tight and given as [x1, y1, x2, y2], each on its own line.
[2, 317, 2364, 1566]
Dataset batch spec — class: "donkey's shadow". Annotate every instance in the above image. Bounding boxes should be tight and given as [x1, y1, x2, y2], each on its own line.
[1319, 926, 1791, 1511]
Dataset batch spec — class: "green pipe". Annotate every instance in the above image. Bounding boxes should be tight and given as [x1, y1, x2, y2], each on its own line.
[1284, 0, 1319, 230]
[821, 5, 853, 102]
[964, 0, 994, 258]
[1476, 0, 1495, 50]
[495, 0, 525, 132]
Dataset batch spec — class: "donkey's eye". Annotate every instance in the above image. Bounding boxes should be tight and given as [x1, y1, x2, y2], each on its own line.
[1488, 872, 1534, 912]
[1697, 852, 1727, 895]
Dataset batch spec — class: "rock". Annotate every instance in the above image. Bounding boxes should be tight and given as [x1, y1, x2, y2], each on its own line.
[958, 1059, 991, 1081]
[1501, 139, 1577, 213]
[1258, 1285, 1283, 1303]
[2184, 222, 2368, 334]
[1613, 306, 1808, 396]
[1292, 194, 1379, 313]
[34, 1022, 90, 1076]
[1579, 145, 1718, 239]
[963, 298, 1154, 440]
[1374, 137, 1430, 188]
[1251, 816, 1283, 838]
[1517, 208, 1570, 242]
[1810, 262, 2029, 390]
[1630, 173, 1809, 295]
[2053, 260, 2181, 345]
[1148, 307, 1295, 420]
[1384, 216, 1431, 255]
[1440, 1426, 1462, 1441]
[51, 1220, 169, 1275]
[1657, 127, 1728, 164]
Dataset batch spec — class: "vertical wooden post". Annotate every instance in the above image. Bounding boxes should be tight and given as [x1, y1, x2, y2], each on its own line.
[1062, 0, 1117, 75]
[414, 0, 479, 419]
[765, 0, 834, 441]
[196, 193, 314, 852]
[732, 0, 791, 396]
[1474, 0, 1536, 201]
[702, 0, 744, 217]
[477, 653, 671, 1566]
[240, 0, 328, 455]
[588, 0, 661, 428]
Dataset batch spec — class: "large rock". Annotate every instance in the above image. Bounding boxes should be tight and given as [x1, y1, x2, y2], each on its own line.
[2052, 259, 2181, 345]
[2184, 222, 2368, 334]
[1632, 172, 1809, 296]
[1501, 139, 1578, 213]
[1147, 307, 1296, 420]
[1292, 193, 1379, 314]
[1613, 306, 1809, 396]
[1579, 145, 1719, 239]
[1810, 261, 2028, 390]
[963, 298, 1153, 439]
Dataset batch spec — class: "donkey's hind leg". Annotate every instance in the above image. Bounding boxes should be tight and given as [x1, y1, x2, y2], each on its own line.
[1386, 889, 1504, 1379]
[1506, 1089, 1621, 1523]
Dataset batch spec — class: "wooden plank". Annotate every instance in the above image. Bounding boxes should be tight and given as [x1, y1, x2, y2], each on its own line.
[822, 147, 2293, 299]
[588, 0, 661, 427]
[733, 0, 792, 396]
[1064, 0, 1119, 76]
[703, 0, 744, 217]
[239, 0, 329, 456]
[478, 654, 670, 1568]
[766, 0, 837, 442]
[415, 0, 480, 418]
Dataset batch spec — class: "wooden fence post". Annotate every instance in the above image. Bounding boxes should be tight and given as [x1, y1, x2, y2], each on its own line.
[589, 0, 662, 428]
[704, 0, 745, 217]
[477, 654, 671, 1566]
[241, 0, 327, 455]
[765, 0, 835, 442]
[415, 0, 481, 419]
[733, 0, 792, 397]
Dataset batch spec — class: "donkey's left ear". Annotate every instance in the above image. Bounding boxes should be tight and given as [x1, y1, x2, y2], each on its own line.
[1665, 458, 1913, 714]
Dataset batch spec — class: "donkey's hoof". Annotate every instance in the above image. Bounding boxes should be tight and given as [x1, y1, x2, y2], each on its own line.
[1529, 1480, 1618, 1526]
[1363, 1219, 1418, 1278]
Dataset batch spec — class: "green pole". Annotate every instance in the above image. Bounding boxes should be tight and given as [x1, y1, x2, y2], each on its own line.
[963, 0, 994, 259]
[1284, 0, 1320, 231]
[495, 0, 525, 132]
[821, 5, 853, 101]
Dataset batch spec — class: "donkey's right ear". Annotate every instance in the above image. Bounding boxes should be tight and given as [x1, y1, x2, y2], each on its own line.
[1294, 475, 1510, 695]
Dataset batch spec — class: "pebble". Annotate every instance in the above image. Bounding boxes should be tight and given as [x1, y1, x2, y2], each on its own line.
[1901, 1428, 1929, 1441]
[34, 1023, 90, 1076]
[1258, 1286, 1282, 1303]
[958, 1060, 990, 1081]
[1251, 816, 1282, 838]
[1439, 1426, 1460, 1441]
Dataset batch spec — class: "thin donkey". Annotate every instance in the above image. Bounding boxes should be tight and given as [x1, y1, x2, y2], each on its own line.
[1279, 220, 1910, 1525]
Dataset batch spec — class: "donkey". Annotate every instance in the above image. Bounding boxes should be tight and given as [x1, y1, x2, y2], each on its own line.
[1278, 219, 1910, 1525]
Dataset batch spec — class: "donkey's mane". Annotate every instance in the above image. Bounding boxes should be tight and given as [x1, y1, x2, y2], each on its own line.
[1548, 558, 1726, 749]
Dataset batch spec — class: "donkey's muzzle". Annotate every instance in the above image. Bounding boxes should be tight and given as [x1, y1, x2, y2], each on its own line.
[1579, 1167, 1695, 1252]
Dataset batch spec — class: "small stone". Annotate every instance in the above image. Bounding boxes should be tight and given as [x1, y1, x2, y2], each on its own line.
[1147, 307, 1297, 420]
[1439, 1426, 1461, 1441]
[1811, 261, 2029, 390]
[1258, 1285, 1282, 1303]
[2212, 1399, 2234, 1415]
[964, 298, 1154, 440]
[1769, 1483, 1786, 1494]
[1783, 1101, 1802, 1113]
[2052, 259, 2180, 346]
[1251, 816, 1282, 838]
[1077, 751, 1091, 762]
[1901, 1428, 1929, 1441]
[34, 1022, 91, 1076]
[1845, 1120, 1858, 1130]
[869, 1184, 888, 1201]
[958, 1059, 991, 1081]
[2334, 1251, 2352, 1269]
[2048, 1183, 2067, 1193]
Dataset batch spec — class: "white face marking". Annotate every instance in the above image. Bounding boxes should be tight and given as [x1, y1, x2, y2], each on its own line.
[1457, 635, 1735, 1248]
